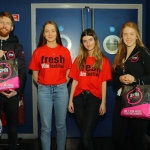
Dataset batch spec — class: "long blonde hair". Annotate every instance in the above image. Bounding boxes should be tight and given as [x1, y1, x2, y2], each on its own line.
[112, 22, 146, 71]
[77, 28, 105, 70]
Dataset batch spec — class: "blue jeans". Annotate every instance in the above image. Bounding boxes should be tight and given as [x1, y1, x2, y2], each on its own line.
[37, 83, 69, 150]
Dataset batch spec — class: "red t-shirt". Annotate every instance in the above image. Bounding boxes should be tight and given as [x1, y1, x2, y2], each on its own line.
[69, 56, 112, 99]
[28, 44, 72, 85]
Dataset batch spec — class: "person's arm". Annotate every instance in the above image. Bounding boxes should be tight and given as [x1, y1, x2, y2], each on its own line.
[138, 49, 150, 84]
[66, 69, 70, 84]
[102, 81, 106, 105]
[112, 70, 122, 86]
[112, 68, 124, 92]
[68, 79, 78, 113]
[15, 44, 26, 95]
[99, 81, 106, 115]
[33, 71, 39, 84]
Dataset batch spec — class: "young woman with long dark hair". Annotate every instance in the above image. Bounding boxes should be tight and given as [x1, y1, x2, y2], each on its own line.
[29, 21, 72, 150]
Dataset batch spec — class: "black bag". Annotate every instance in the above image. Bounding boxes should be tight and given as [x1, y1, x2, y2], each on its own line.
[121, 84, 150, 119]
[0, 58, 19, 92]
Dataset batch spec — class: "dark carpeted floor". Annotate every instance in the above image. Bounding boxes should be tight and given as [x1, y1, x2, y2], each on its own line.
[0, 138, 113, 150]
[0, 137, 149, 150]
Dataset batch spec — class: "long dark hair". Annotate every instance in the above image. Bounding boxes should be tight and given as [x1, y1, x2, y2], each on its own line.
[37, 21, 63, 48]
[77, 28, 105, 70]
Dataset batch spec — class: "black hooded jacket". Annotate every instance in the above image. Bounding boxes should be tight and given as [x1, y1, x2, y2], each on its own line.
[0, 35, 26, 95]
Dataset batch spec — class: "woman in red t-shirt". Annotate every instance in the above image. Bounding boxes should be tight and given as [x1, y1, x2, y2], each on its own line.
[68, 28, 112, 150]
[28, 21, 72, 150]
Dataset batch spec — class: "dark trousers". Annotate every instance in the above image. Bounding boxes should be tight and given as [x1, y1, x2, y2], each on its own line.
[73, 91, 101, 150]
[112, 96, 148, 150]
[1, 94, 19, 150]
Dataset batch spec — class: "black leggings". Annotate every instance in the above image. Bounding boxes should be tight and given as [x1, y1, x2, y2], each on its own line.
[1, 94, 19, 150]
[112, 96, 148, 150]
[73, 91, 101, 150]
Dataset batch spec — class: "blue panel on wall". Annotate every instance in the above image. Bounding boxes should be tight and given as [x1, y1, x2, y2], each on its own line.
[35, 7, 138, 138]
[93, 9, 137, 137]
[0, 0, 146, 137]
[94, 9, 137, 64]
[36, 8, 82, 137]
[36, 8, 82, 62]
[1, 5, 33, 134]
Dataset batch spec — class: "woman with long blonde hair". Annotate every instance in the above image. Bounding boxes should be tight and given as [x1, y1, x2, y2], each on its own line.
[112, 22, 150, 150]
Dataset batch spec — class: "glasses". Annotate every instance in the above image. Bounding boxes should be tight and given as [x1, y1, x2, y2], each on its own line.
[0, 21, 12, 26]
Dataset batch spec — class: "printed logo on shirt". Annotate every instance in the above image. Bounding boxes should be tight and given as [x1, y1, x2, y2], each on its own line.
[0, 62, 11, 80]
[80, 71, 86, 76]
[130, 54, 139, 62]
[41, 64, 49, 68]
[6, 51, 15, 60]
[80, 65, 100, 77]
[41, 55, 65, 68]
[22, 51, 25, 56]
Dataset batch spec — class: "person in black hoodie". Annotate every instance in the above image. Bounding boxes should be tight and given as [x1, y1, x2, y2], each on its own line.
[112, 22, 150, 150]
[0, 12, 26, 150]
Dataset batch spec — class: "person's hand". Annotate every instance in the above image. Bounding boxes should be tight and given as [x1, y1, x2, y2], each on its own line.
[0, 50, 6, 59]
[1, 89, 17, 98]
[119, 75, 127, 84]
[119, 74, 135, 85]
[99, 103, 106, 115]
[68, 100, 74, 113]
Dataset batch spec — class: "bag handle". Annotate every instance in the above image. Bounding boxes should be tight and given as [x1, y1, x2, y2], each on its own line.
[137, 79, 144, 85]
[133, 79, 144, 86]
[122, 52, 146, 85]
[143, 48, 150, 56]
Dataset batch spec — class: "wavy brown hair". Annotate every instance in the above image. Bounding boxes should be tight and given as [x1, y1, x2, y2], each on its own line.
[112, 22, 146, 71]
[37, 21, 62, 48]
[77, 28, 105, 70]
